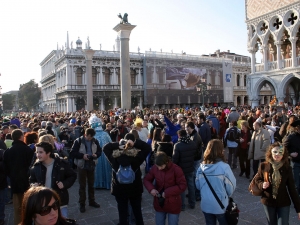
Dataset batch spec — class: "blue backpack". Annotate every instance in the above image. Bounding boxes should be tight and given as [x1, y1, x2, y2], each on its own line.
[113, 165, 137, 184]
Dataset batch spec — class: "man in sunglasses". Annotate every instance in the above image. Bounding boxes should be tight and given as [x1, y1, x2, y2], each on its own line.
[29, 141, 77, 218]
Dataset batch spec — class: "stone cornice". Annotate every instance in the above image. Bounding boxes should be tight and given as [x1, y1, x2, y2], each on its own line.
[40, 50, 56, 66]
[250, 66, 300, 76]
[246, 2, 300, 25]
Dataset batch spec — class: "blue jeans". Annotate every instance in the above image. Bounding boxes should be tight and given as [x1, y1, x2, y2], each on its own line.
[263, 205, 290, 225]
[60, 207, 68, 218]
[0, 189, 5, 220]
[203, 212, 228, 225]
[291, 162, 300, 195]
[228, 147, 238, 168]
[180, 172, 195, 209]
[194, 160, 201, 199]
[155, 211, 179, 225]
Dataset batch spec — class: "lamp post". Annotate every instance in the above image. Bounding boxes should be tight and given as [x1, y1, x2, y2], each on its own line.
[196, 78, 211, 106]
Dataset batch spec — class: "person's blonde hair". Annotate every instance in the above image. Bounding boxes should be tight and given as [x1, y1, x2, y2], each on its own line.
[38, 134, 55, 149]
[240, 121, 250, 129]
[203, 139, 225, 164]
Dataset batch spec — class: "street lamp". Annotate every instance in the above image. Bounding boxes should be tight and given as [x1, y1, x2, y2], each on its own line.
[196, 78, 211, 106]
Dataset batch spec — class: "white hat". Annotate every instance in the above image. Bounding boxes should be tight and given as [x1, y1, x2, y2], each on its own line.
[230, 107, 236, 111]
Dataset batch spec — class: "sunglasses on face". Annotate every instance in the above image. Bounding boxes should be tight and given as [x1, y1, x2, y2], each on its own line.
[271, 148, 284, 156]
[38, 200, 59, 216]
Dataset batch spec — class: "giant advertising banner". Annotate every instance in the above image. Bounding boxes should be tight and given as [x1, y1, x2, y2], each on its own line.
[144, 55, 233, 106]
[222, 61, 234, 103]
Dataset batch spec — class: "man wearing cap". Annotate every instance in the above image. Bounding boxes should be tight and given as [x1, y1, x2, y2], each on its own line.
[283, 119, 300, 195]
[226, 107, 240, 124]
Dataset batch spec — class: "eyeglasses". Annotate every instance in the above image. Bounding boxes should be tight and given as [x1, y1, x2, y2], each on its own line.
[38, 200, 59, 216]
[271, 148, 284, 156]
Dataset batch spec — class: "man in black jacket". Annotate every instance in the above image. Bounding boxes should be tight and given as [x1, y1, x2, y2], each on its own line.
[284, 120, 300, 195]
[172, 129, 197, 211]
[185, 122, 202, 202]
[0, 148, 7, 225]
[30, 141, 77, 218]
[70, 128, 102, 213]
[103, 133, 151, 225]
[3, 129, 34, 225]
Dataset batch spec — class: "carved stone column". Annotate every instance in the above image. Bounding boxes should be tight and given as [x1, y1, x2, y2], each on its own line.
[275, 41, 282, 69]
[113, 23, 136, 109]
[83, 49, 96, 111]
[248, 48, 256, 73]
[290, 37, 298, 67]
[262, 45, 268, 71]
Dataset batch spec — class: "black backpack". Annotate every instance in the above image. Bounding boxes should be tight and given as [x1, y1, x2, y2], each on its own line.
[226, 127, 239, 142]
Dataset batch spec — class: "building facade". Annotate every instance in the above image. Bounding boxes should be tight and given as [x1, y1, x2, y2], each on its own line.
[246, 0, 300, 107]
[41, 36, 248, 112]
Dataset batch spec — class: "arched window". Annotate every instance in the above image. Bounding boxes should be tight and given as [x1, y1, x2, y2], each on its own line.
[76, 68, 83, 85]
[236, 74, 240, 86]
[130, 69, 136, 85]
[104, 68, 110, 85]
[244, 75, 247, 86]
[92, 68, 97, 85]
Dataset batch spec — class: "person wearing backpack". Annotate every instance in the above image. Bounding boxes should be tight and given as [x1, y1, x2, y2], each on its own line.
[103, 133, 151, 225]
[224, 121, 240, 169]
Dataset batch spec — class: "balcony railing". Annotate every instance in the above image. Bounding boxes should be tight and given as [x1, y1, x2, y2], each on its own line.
[56, 84, 143, 92]
[268, 61, 277, 70]
[233, 86, 246, 90]
[255, 63, 264, 72]
[283, 58, 292, 68]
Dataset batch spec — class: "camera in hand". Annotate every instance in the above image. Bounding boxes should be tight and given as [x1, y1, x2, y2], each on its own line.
[87, 155, 95, 160]
[156, 193, 165, 207]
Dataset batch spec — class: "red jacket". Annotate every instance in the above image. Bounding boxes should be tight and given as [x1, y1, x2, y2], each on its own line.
[143, 161, 186, 214]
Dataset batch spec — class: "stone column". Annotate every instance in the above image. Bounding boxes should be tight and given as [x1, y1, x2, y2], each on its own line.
[275, 41, 282, 69]
[206, 70, 211, 84]
[251, 96, 260, 108]
[290, 37, 298, 67]
[292, 97, 297, 105]
[139, 96, 143, 108]
[100, 97, 104, 110]
[83, 49, 96, 111]
[67, 98, 72, 112]
[113, 23, 136, 109]
[262, 45, 268, 71]
[215, 71, 220, 86]
[241, 95, 245, 105]
[249, 49, 256, 73]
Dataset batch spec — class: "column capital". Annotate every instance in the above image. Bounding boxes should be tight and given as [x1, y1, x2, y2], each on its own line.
[275, 41, 283, 45]
[113, 24, 136, 39]
[83, 49, 96, 60]
[289, 37, 298, 44]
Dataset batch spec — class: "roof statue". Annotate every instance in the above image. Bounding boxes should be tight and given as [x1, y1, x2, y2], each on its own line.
[118, 13, 130, 24]
[100, 44, 102, 50]
[87, 36, 90, 49]
[138, 46, 140, 53]
[70, 41, 73, 49]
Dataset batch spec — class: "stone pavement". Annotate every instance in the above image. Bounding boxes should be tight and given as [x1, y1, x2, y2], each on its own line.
[4, 162, 300, 225]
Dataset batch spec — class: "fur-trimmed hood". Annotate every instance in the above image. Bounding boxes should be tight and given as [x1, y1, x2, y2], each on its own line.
[112, 148, 141, 158]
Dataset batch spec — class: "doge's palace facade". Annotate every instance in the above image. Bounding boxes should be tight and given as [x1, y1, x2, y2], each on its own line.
[246, 0, 300, 107]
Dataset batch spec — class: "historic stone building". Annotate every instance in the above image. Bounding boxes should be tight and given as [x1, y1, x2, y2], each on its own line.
[246, 0, 300, 107]
[41, 35, 248, 112]
[40, 35, 144, 112]
[204, 50, 251, 106]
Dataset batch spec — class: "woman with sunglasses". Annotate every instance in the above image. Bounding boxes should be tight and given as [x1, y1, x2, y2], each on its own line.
[20, 186, 77, 225]
[254, 142, 300, 224]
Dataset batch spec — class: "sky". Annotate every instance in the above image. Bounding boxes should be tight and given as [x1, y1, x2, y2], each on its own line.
[0, 0, 248, 93]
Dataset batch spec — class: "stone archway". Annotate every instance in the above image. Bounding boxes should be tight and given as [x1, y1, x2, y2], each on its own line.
[104, 98, 113, 110]
[278, 73, 300, 104]
[93, 98, 99, 110]
[76, 98, 85, 111]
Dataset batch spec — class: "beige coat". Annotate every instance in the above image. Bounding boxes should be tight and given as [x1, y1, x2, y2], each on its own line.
[248, 128, 270, 160]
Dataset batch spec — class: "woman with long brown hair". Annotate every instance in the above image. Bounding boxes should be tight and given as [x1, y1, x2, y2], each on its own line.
[195, 139, 236, 225]
[20, 186, 76, 225]
[254, 142, 300, 224]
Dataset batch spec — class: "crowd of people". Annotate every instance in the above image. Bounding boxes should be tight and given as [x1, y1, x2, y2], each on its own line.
[0, 104, 300, 225]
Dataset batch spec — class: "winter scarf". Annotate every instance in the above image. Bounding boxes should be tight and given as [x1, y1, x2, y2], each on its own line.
[178, 136, 190, 144]
[269, 159, 283, 199]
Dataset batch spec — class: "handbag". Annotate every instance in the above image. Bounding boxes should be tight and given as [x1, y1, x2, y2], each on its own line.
[202, 172, 239, 225]
[248, 172, 268, 196]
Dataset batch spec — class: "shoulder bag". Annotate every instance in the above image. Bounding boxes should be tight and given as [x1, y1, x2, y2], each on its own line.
[202, 172, 239, 225]
[248, 171, 268, 196]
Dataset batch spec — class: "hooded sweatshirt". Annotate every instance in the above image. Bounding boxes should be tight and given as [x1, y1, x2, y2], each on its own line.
[195, 160, 236, 214]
